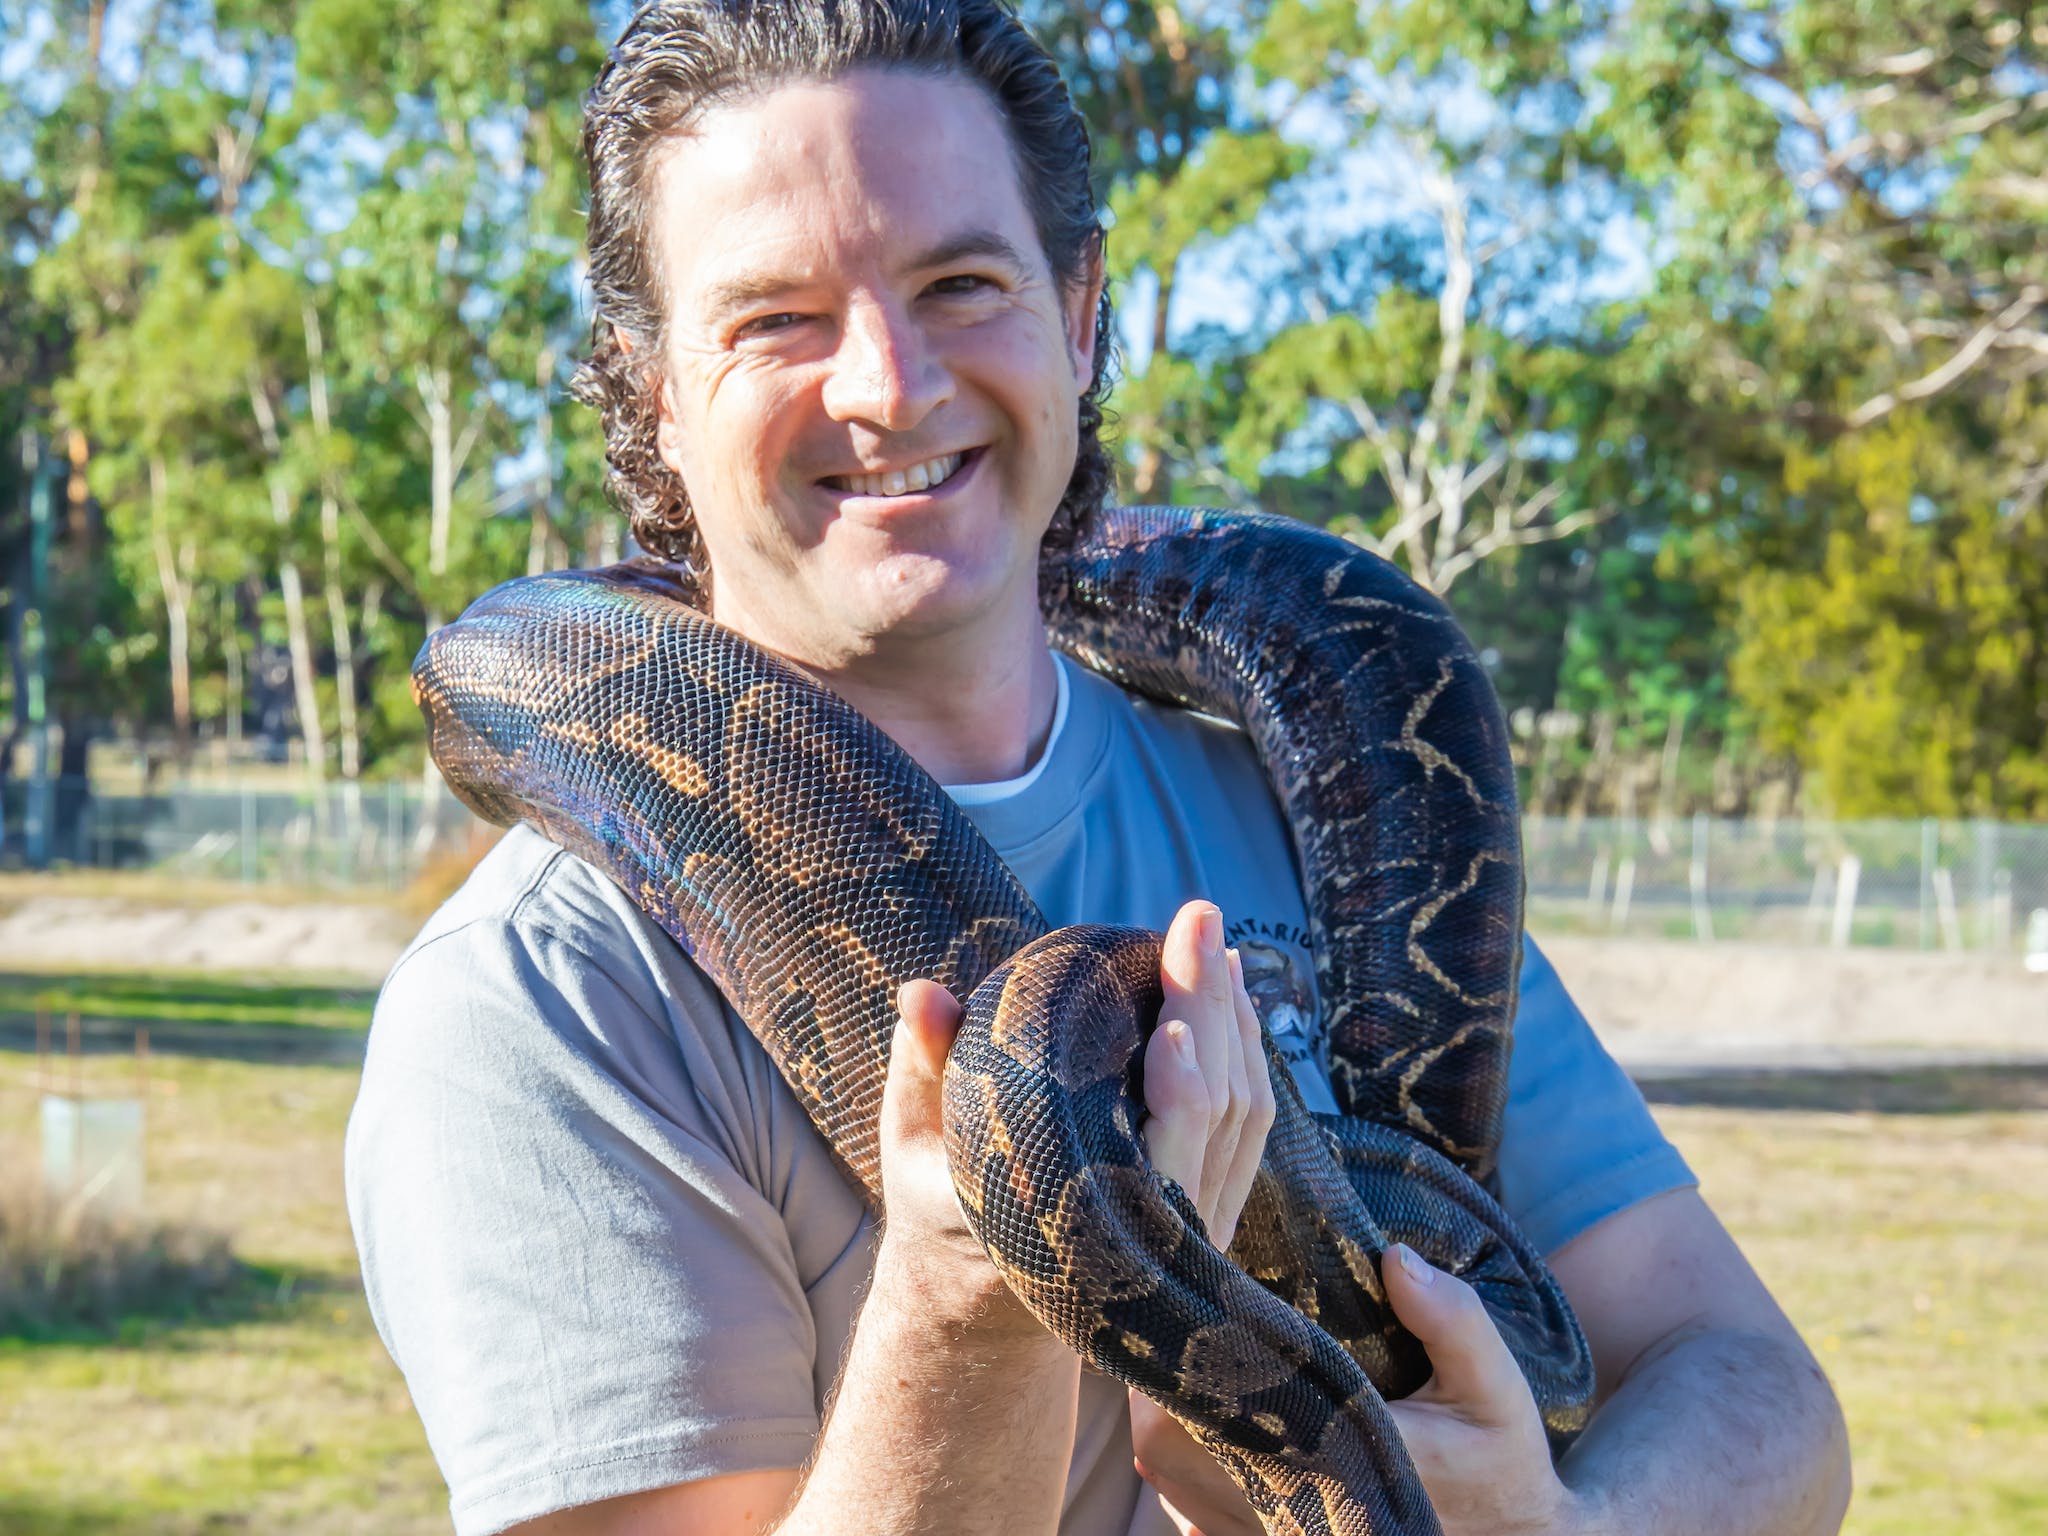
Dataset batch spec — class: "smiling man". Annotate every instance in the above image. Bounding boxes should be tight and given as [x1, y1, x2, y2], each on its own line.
[344, 5, 1851, 1535]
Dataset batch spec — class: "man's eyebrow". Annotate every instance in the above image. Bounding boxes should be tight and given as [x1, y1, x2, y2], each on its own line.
[700, 271, 807, 320]
[698, 230, 1034, 319]
[909, 229, 1034, 277]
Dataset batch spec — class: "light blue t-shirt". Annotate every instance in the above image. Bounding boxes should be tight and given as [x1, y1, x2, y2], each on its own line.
[345, 653, 1693, 1536]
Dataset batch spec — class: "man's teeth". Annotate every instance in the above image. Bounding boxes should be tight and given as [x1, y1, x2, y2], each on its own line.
[831, 452, 965, 498]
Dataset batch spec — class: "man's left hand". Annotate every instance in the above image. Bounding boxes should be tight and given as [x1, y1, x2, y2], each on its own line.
[1132, 1242, 1603, 1536]
[1379, 1241, 1596, 1536]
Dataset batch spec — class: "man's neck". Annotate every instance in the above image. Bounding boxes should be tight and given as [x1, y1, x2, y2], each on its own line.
[714, 592, 1063, 788]
[825, 632, 1061, 788]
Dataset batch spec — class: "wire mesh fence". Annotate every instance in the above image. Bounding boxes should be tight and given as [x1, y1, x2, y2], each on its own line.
[1525, 815, 2048, 957]
[5, 777, 2047, 958]
[0, 776, 477, 891]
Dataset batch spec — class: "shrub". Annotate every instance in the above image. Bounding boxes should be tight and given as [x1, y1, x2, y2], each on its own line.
[0, 1183, 250, 1337]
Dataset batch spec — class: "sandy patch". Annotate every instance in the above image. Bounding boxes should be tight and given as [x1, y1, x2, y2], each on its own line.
[1, 893, 2041, 1068]
[0, 895, 415, 983]
[1539, 934, 2048, 1070]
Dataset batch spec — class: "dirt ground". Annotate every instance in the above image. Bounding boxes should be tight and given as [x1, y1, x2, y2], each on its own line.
[4, 885, 2043, 1063]
[0, 889, 416, 983]
[1541, 935, 2048, 1070]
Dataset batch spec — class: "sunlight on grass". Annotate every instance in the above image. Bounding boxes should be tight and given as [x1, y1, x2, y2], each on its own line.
[0, 971, 374, 1034]
[0, 1049, 445, 1535]
[1658, 1099, 2048, 1536]
[0, 989, 2041, 1533]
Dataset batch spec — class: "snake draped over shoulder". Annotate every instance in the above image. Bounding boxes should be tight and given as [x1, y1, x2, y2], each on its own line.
[414, 504, 1595, 1536]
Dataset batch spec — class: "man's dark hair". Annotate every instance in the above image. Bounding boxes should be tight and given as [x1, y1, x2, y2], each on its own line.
[572, 0, 1117, 604]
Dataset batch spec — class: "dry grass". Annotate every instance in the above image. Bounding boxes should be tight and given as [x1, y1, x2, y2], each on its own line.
[0, 1184, 247, 1337]
[0, 1047, 445, 1534]
[1648, 1078, 2048, 1535]
[396, 822, 504, 922]
[0, 988, 2042, 1533]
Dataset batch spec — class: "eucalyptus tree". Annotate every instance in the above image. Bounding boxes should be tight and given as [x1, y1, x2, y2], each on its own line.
[10, 0, 229, 782]
[1595, 0, 2048, 815]
[280, 0, 605, 635]
[1600, 0, 2045, 477]
[1020, 0, 1298, 499]
[1207, 0, 1639, 595]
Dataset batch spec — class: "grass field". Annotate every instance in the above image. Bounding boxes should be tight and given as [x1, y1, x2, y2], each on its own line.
[2, 969, 2043, 1533]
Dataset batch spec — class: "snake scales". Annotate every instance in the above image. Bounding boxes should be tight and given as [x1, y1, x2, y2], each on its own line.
[414, 503, 1595, 1535]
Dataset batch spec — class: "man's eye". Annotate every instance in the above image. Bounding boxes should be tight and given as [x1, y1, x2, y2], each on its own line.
[735, 313, 804, 339]
[928, 274, 995, 297]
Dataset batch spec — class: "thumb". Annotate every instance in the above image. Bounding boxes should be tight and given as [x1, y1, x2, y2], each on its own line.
[883, 979, 965, 1142]
[1382, 1243, 1525, 1422]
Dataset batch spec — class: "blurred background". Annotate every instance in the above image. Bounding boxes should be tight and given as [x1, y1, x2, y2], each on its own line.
[0, 2, 2042, 1532]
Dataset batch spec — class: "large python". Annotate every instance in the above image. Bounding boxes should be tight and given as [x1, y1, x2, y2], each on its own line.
[414, 503, 1595, 1535]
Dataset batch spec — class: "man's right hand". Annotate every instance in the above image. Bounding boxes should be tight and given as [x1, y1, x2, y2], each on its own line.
[879, 899, 1278, 1336]
[1139, 900, 1277, 1250]
[871, 977, 1052, 1335]
[512, 911, 1276, 1536]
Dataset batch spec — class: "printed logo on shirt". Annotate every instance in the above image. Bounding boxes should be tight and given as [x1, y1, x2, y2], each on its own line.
[1228, 925, 1339, 1115]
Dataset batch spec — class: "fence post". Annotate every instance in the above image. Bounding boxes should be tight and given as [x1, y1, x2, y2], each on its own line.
[1689, 811, 1713, 942]
[1918, 818, 1937, 950]
[386, 780, 403, 889]
[1830, 854, 1861, 947]
[1610, 856, 1636, 931]
[240, 788, 256, 884]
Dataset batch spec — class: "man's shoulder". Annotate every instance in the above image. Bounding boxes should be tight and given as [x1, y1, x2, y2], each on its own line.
[371, 822, 730, 1072]
[394, 822, 657, 979]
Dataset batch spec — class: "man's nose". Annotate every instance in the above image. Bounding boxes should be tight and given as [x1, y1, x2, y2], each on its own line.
[821, 299, 952, 431]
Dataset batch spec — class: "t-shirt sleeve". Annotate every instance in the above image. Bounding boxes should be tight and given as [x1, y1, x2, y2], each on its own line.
[1494, 936, 1696, 1256]
[344, 913, 824, 1536]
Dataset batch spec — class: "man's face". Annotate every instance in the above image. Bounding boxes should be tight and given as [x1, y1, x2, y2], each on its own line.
[644, 69, 1101, 661]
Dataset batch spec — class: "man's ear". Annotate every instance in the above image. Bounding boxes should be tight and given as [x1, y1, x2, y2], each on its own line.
[653, 373, 686, 480]
[616, 325, 687, 479]
[1067, 237, 1107, 394]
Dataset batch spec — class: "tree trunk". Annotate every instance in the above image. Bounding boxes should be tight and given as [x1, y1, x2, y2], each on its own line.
[275, 557, 326, 781]
[245, 375, 329, 783]
[147, 453, 193, 766]
[222, 584, 243, 753]
[1131, 279, 1176, 500]
[322, 512, 360, 781]
[424, 363, 454, 630]
[304, 304, 361, 780]
[528, 346, 559, 575]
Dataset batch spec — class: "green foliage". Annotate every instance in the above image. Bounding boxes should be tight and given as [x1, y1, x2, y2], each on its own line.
[1728, 415, 2048, 818]
[1, 0, 2041, 820]
[1587, 1, 2048, 815]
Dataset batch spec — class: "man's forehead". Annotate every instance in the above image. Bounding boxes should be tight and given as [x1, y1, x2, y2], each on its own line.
[647, 71, 1044, 306]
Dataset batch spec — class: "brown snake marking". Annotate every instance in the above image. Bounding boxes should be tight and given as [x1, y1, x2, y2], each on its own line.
[414, 504, 1595, 1534]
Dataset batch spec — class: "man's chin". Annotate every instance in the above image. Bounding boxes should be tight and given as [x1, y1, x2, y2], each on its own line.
[846, 552, 1015, 644]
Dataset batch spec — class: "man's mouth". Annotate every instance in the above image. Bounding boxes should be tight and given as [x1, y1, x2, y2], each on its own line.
[821, 450, 971, 499]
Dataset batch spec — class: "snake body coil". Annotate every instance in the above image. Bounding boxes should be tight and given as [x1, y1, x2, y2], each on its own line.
[415, 504, 1594, 1535]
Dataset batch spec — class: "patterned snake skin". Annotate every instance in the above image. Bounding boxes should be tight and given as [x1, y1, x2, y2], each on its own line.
[414, 504, 1595, 1535]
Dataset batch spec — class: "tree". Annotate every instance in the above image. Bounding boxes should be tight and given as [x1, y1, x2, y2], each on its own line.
[1095, 0, 1641, 593]
[1595, 0, 2048, 815]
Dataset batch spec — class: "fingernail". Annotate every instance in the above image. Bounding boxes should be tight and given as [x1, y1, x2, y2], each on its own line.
[1168, 1019, 1195, 1062]
[1200, 907, 1224, 956]
[1226, 947, 1243, 988]
[1396, 1244, 1435, 1287]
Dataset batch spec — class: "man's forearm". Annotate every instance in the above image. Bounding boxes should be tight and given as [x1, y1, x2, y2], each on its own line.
[1563, 1324, 1851, 1536]
[773, 1243, 1082, 1536]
